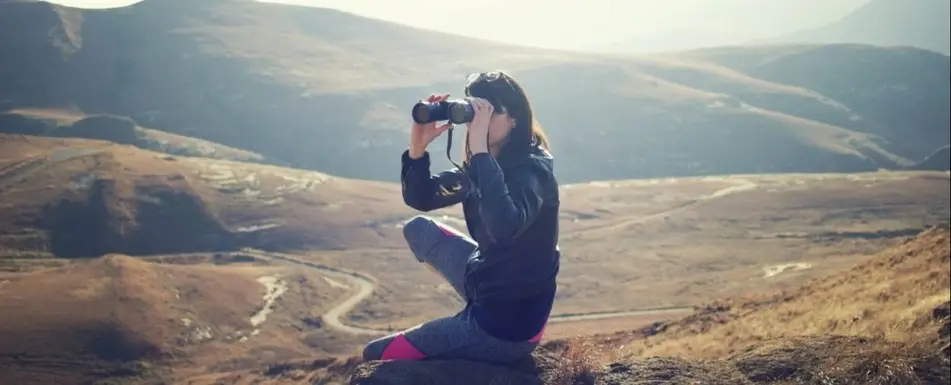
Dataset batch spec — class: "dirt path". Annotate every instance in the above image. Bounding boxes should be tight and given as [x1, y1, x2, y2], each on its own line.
[253, 177, 754, 336]
[0, 147, 103, 191]
[252, 251, 693, 337]
[252, 252, 384, 336]
[568, 177, 758, 238]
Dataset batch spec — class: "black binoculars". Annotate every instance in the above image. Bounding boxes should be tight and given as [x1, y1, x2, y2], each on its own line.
[411, 99, 476, 125]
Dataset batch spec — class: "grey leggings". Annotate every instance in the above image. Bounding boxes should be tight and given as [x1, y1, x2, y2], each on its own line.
[361, 215, 543, 363]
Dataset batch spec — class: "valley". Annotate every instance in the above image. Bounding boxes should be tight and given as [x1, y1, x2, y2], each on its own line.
[1, 134, 947, 384]
[0, 0, 948, 384]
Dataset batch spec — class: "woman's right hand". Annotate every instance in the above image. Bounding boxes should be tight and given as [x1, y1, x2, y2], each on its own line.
[409, 93, 453, 159]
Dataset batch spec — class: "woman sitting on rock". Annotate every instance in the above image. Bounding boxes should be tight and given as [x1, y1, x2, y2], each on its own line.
[363, 71, 561, 364]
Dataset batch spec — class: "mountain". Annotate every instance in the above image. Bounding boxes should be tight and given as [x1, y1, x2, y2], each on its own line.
[0, 0, 947, 183]
[678, 43, 951, 160]
[0, 134, 412, 258]
[0, 108, 266, 162]
[771, 0, 951, 55]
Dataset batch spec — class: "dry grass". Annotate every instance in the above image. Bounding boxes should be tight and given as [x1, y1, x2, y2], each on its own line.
[615, 226, 950, 360]
[0, 253, 352, 384]
[140, 229, 950, 385]
[0, 255, 261, 384]
[544, 312, 694, 341]
[329, 228, 949, 385]
[545, 338, 604, 385]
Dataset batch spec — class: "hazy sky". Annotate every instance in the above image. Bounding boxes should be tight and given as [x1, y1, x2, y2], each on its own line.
[50, 0, 870, 50]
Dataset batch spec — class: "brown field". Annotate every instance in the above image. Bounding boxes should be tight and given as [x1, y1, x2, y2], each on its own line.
[300, 171, 948, 332]
[0, 253, 353, 385]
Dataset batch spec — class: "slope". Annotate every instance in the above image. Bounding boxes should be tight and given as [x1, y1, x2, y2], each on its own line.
[680, 43, 951, 160]
[771, 0, 951, 55]
[0, 0, 946, 183]
[0, 254, 263, 385]
[615, 225, 951, 360]
[0, 108, 266, 162]
[183, 227, 951, 384]
[0, 253, 353, 385]
[0, 134, 412, 258]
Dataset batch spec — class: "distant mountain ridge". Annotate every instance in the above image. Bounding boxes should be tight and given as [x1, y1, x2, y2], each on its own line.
[0, 0, 947, 183]
[770, 0, 950, 54]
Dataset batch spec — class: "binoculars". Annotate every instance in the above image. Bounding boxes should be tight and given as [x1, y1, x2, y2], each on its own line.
[411, 99, 476, 125]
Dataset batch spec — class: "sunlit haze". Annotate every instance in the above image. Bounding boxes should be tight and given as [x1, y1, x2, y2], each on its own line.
[49, 0, 870, 51]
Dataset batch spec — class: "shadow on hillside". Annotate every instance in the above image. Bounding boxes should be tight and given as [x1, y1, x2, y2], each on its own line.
[42, 178, 237, 258]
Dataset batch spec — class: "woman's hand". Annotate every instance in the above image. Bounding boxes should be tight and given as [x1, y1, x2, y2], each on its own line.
[409, 93, 453, 159]
[465, 97, 494, 155]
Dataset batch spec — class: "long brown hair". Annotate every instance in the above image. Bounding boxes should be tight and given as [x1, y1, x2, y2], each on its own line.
[462, 71, 551, 163]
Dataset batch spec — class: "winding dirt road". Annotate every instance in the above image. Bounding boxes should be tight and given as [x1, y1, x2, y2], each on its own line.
[254, 252, 386, 336]
[252, 251, 694, 337]
[0, 146, 727, 336]
[568, 177, 758, 238]
[249, 179, 765, 336]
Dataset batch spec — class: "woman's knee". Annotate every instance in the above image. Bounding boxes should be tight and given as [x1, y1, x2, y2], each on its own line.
[403, 215, 439, 260]
[403, 215, 436, 241]
[362, 337, 388, 361]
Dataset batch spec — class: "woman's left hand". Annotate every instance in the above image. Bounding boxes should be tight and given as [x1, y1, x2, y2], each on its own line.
[466, 97, 493, 153]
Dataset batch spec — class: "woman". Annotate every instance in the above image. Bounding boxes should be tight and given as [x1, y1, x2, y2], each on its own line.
[362, 71, 561, 364]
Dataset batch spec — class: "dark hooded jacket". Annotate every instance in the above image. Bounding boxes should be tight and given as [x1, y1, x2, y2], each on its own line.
[400, 145, 560, 341]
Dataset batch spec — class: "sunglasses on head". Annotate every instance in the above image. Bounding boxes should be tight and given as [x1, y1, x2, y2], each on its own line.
[464, 71, 517, 97]
[466, 71, 504, 84]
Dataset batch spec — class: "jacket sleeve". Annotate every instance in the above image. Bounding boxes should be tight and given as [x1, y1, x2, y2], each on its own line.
[467, 153, 549, 246]
[400, 149, 469, 212]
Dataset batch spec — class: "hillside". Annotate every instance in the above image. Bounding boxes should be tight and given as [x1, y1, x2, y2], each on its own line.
[679, 43, 951, 160]
[0, 253, 355, 385]
[617, 225, 951, 359]
[771, 0, 951, 55]
[0, 134, 412, 257]
[0, 0, 947, 183]
[179, 227, 951, 384]
[2, 134, 948, 331]
[3, 133, 948, 320]
[0, 108, 266, 162]
[0, 255, 263, 385]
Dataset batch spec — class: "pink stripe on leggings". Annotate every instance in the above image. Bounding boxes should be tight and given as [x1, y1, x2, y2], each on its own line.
[380, 334, 426, 360]
[528, 326, 546, 342]
[438, 226, 454, 237]
[529, 317, 549, 342]
[434, 221, 466, 238]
